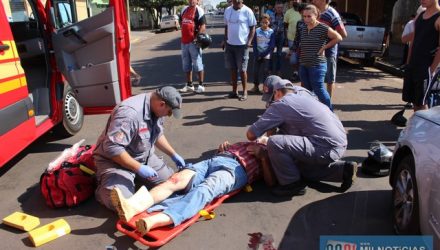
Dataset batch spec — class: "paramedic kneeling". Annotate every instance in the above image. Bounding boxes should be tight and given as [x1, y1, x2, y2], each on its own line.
[246, 78, 356, 197]
[93, 86, 185, 211]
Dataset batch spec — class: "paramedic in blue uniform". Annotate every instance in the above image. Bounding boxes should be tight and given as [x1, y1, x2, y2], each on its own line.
[93, 86, 186, 211]
[247, 77, 354, 197]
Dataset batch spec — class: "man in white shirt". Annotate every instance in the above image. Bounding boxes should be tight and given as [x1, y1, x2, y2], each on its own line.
[223, 0, 257, 101]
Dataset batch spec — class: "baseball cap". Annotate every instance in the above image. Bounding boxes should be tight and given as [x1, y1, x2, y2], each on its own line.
[156, 86, 182, 118]
[262, 76, 295, 103]
[262, 75, 282, 103]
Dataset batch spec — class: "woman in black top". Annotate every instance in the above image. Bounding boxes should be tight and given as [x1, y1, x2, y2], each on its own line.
[297, 4, 341, 110]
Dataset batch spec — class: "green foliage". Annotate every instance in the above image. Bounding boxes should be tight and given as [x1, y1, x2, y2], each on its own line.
[129, 0, 186, 28]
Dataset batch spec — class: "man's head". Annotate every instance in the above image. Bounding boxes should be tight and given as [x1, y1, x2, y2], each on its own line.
[188, 0, 197, 7]
[262, 75, 282, 104]
[312, 0, 328, 10]
[275, 2, 284, 14]
[290, 0, 301, 9]
[272, 79, 296, 101]
[232, 0, 243, 9]
[151, 86, 182, 118]
[262, 76, 296, 106]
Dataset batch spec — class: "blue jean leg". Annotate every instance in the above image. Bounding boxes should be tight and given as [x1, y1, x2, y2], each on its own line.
[148, 156, 247, 226]
[300, 64, 332, 110]
[181, 43, 203, 72]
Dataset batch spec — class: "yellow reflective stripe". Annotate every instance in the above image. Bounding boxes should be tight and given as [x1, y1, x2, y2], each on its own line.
[0, 77, 26, 94]
[0, 62, 21, 79]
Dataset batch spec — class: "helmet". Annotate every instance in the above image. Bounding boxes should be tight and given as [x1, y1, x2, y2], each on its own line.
[196, 33, 212, 50]
[361, 142, 393, 176]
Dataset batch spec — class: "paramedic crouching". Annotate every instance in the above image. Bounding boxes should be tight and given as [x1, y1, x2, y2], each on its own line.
[246, 77, 356, 197]
[93, 86, 186, 211]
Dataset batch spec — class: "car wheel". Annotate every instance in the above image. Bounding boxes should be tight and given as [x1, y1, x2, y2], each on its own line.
[52, 84, 84, 138]
[392, 155, 420, 234]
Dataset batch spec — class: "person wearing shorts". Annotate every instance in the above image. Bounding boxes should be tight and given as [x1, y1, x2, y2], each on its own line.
[223, 0, 257, 101]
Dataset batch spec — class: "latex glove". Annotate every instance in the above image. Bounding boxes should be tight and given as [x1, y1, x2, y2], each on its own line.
[137, 164, 158, 180]
[171, 153, 185, 170]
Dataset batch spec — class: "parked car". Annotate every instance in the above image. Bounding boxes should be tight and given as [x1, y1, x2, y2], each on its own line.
[159, 15, 180, 32]
[338, 12, 388, 66]
[389, 106, 440, 247]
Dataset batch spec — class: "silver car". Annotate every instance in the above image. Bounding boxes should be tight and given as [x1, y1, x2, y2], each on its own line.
[390, 106, 440, 247]
[159, 15, 180, 32]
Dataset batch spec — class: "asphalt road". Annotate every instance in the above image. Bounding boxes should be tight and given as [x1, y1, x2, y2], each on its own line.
[0, 24, 410, 250]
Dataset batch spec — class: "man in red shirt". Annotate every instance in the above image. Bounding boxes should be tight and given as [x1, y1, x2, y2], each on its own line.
[179, 0, 207, 93]
[110, 140, 275, 234]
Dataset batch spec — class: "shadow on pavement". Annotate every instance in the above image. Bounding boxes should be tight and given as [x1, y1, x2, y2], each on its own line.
[344, 120, 401, 151]
[278, 190, 394, 250]
[182, 106, 264, 127]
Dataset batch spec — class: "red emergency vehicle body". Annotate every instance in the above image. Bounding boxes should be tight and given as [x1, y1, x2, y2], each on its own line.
[0, 0, 131, 167]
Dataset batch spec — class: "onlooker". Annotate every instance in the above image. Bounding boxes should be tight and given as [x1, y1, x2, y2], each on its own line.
[297, 4, 342, 110]
[312, 0, 347, 99]
[110, 140, 275, 232]
[224, 0, 257, 101]
[247, 77, 356, 197]
[269, 1, 286, 76]
[178, 0, 207, 94]
[265, 4, 275, 22]
[252, 14, 275, 93]
[402, 0, 440, 112]
[93, 87, 185, 211]
[284, 0, 302, 80]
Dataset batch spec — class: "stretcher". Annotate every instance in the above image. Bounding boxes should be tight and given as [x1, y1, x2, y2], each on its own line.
[115, 189, 242, 247]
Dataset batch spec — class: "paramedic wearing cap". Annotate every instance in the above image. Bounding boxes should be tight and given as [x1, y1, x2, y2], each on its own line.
[93, 86, 185, 211]
[247, 79, 350, 196]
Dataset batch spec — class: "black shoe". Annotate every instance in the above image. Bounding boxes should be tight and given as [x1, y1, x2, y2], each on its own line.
[341, 161, 358, 191]
[271, 180, 307, 197]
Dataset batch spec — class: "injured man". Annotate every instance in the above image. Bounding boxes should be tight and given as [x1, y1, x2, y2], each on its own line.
[111, 140, 276, 234]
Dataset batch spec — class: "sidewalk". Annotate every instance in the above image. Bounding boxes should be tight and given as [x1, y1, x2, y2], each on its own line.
[375, 43, 405, 77]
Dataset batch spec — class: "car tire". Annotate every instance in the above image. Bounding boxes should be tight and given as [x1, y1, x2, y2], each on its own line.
[52, 84, 84, 138]
[392, 155, 420, 234]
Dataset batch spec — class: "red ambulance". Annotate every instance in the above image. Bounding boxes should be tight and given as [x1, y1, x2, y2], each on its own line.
[0, 0, 131, 167]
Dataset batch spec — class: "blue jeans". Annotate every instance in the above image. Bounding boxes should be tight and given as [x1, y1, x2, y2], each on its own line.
[148, 156, 247, 226]
[299, 63, 333, 110]
[269, 33, 285, 72]
[181, 42, 203, 72]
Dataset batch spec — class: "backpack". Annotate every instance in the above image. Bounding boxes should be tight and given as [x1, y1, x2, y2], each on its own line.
[40, 144, 97, 208]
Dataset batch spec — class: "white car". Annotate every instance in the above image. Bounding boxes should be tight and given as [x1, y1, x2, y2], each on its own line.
[159, 15, 180, 32]
[390, 106, 440, 246]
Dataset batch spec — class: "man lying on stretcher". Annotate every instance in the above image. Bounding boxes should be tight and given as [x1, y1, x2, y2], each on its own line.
[111, 139, 276, 234]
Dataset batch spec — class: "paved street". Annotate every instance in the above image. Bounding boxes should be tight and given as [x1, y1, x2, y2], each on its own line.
[0, 23, 409, 250]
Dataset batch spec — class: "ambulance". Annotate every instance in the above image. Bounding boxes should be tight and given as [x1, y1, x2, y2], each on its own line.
[0, 0, 131, 167]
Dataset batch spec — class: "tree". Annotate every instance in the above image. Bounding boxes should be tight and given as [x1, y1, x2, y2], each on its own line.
[130, 0, 186, 28]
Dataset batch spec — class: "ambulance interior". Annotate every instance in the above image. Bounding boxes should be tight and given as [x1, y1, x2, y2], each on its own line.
[8, 0, 51, 125]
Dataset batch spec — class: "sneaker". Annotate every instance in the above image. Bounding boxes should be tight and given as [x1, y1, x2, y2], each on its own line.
[179, 85, 195, 93]
[271, 180, 307, 197]
[341, 161, 358, 191]
[195, 85, 205, 93]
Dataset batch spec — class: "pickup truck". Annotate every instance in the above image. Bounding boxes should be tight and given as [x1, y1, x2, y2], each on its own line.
[338, 12, 388, 65]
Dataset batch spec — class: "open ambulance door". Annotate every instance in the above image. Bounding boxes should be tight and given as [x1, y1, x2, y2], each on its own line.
[47, 0, 131, 114]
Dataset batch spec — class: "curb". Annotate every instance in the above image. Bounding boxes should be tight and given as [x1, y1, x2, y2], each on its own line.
[375, 60, 404, 78]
